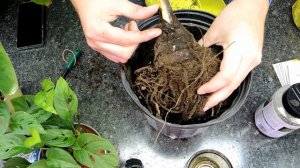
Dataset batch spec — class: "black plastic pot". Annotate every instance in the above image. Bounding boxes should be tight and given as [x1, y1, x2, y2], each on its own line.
[121, 10, 252, 139]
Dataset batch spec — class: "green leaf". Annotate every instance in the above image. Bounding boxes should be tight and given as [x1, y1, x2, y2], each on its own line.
[11, 95, 34, 111]
[12, 95, 52, 123]
[54, 77, 78, 121]
[41, 115, 72, 130]
[0, 42, 19, 96]
[0, 133, 30, 160]
[41, 79, 55, 92]
[27, 105, 52, 123]
[35, 79, 57, 114]
[31, 0, 53, 6]
[27, 160, 48, 168]
[24, 128, 41, 147]
[46, 148, 81, 168]
[0, 102, 10, 135]
[41, 129, 76, 147]
[3, 157, 31, 168]
[73, 133, 119, 168]
[10, 111, 46, 134]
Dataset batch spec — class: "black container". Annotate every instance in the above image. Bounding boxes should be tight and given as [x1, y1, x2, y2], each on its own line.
[121, 10, 252, 139]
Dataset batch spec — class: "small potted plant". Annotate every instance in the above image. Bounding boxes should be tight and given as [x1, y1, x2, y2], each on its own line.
[0, 77, 119, 168]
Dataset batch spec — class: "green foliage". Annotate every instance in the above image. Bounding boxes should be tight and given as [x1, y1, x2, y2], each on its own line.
[31, 0, 53, 7]
[35, 79, 57, 114]
[28, 148, 81, 168]
[27, 160, 47, 168]
[3, 157, 31, 168]
[54, 77, 78, 121]
[73, 133, 119, 168]
[45, 148, 81, 168]
[12, 95, 52, 123]
[24, 128, 42, 147]
[0, 102, 10, 135]
[41, 129, 76, 147]
[1, 77, 119, 167]
[0, 42, 18, 96]
[40, 114, 72, 130]
[11, 95, 34, 111]
[0, 134, 30, 160]
[9, 111, 46, 134]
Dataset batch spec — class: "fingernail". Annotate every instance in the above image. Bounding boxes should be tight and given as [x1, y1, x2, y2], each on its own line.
[197, 89, 206, 95]
[149, 4, 160, 9]
[203, 107, 209, 112]
[198, 39, 204, 46]
[149, 29, 162, 37]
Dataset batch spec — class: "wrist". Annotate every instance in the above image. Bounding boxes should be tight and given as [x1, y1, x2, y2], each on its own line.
[231, 0, 270, 5]
[233, 0, 269, 18]
[70, 0, 84, 13]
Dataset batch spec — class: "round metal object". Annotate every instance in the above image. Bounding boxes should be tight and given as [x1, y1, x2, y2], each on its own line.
[186, 150, 232, 168]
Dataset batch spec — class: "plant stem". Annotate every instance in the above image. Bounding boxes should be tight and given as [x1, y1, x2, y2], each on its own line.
[76, 114, 81, 133]
[4, 87, 23, 112]
[160, 0, 173, 24]
[69, 121, 77, 134]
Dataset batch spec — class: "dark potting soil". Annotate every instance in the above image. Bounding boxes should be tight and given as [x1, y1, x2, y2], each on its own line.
[127, 24, 239, 125]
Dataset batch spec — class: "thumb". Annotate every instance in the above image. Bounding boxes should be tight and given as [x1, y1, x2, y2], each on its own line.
[118, 1, 159, 20]
[198, 28, 219, 47]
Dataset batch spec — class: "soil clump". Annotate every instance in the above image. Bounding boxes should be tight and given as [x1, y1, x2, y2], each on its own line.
[134, 12, 223, 124]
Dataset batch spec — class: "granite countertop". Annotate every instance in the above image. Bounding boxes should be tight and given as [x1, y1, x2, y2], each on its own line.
[1, 0, 300, 168]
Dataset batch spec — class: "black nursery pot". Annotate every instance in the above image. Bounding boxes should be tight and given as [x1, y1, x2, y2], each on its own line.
[121, 10, 252, 139]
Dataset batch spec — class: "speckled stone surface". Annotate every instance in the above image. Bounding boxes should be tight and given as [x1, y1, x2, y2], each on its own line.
[1, 0, 300, 168]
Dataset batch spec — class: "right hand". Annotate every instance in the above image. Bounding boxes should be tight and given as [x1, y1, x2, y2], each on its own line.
[71, 0, 162, 63]
[197, 0, 269, 111]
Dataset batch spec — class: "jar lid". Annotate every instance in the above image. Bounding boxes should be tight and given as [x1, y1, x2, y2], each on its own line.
[125, 158, 143, 168]
[186, 149, 232, 168]
[283, 83, 300, 118]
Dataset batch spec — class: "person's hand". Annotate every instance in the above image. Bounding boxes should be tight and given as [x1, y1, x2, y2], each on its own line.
[197, 0, 269, 111]
[71, 0, 162, 63]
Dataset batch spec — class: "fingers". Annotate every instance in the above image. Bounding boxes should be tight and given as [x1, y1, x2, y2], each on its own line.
[88, 21, 141, 63]
[92, 21, 161, 47]
[74, 0, 162, 63]
[198, 23, 221, 47]
[95, 41, 138, 63]
[198, 35, 215, 47]
[117, 2, 160, 20]
[197, 45, 241, 94]
[199, 45, 261, 111]
[202, 62, 251, 111]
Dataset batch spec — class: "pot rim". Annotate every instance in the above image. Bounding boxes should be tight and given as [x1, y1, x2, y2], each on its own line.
[73, 122, 100, 136]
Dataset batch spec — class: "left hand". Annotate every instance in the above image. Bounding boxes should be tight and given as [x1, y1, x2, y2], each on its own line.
[71, 0, 162, 63]
[197, 0, 269, 111]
